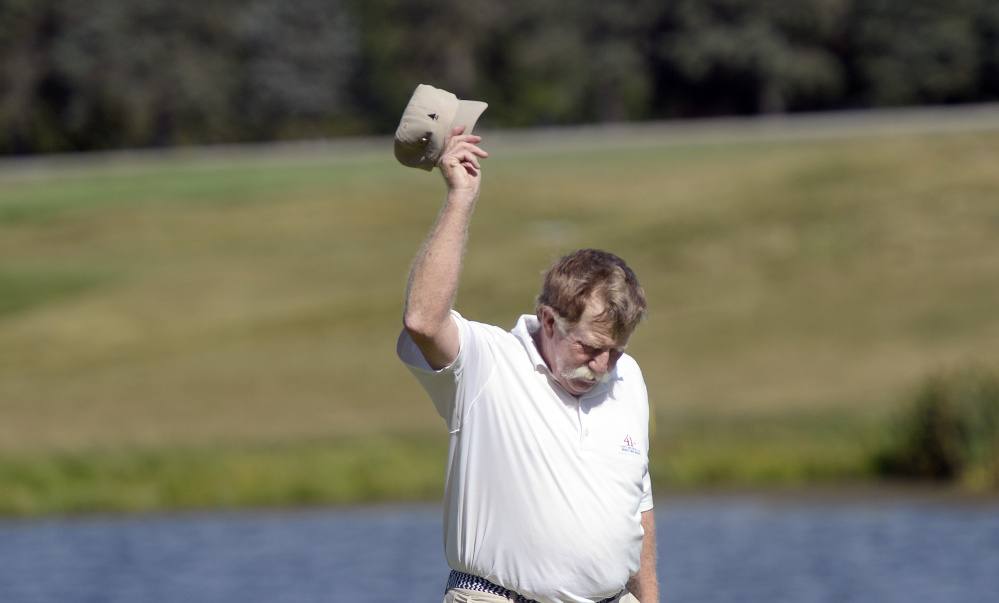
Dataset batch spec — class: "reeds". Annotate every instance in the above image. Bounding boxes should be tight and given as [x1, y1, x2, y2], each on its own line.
[877, 367, 999, 490]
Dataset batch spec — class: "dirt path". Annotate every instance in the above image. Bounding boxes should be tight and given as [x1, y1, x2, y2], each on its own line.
[3, 103, 999, 182]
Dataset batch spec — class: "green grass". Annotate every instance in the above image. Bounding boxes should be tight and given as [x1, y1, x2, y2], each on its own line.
[0, 267, 107, 318]
[651, 411, 885, 488]
[0, 436, 448, 516]
[3, 123, 999, 514]
[0, 418, 881, 518]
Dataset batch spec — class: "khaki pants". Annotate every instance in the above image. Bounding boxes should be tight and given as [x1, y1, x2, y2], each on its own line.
[443, 588, 639, 603]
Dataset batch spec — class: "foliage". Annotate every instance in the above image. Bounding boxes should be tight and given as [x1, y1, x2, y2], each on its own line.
[848, 0, 984, 105]
[876, 368, 999, 488]
[0, 438, 447, 516]
[0, 0, 362, 153]
[654, 0, 852, 115]
[4, 0, 999, 153]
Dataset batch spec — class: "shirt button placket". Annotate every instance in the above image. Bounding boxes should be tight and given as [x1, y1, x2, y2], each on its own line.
[579, 407, 592, 450]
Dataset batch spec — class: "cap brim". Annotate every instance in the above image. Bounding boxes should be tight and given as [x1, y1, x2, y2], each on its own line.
[451, 100, 488, 134]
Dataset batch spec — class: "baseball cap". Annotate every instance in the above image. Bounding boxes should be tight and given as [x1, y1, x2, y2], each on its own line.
[394, 84, 488, 171]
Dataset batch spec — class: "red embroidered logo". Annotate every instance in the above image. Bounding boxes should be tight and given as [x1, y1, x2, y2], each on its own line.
[620, 435, 640, 455]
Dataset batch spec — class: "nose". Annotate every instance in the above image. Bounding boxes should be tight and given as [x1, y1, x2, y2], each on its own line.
[590, 350, 611, 374]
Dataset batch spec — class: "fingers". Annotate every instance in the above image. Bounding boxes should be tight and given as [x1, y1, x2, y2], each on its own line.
[444, 130, 486, 153]
[445, 152, 484, 177]
[441, 154, 481, 179]
[439, 123, 488, 174]
[445, 124, 487, 151]
[449, 146, 485, 170]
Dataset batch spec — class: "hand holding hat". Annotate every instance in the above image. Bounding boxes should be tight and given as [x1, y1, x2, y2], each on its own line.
[394, 85, 488, 171]
[436, 124, 489, 197]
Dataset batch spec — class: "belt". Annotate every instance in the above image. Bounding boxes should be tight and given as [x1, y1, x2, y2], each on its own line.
[446, 570, 621, 603]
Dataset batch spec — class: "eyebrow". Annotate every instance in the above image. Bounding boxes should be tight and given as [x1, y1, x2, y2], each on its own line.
[576, 338, 628, 354]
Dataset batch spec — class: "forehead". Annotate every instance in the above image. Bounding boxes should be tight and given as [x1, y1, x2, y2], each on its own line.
[569, 301, 630, 348]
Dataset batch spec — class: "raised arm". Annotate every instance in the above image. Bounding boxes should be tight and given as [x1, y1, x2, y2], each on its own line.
[403, 125, 488, 369]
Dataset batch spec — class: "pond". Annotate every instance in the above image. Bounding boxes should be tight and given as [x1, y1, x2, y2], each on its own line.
[2, 491, 997, 603]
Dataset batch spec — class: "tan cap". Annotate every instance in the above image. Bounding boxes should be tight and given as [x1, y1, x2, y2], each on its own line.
[394, 84, 488, 171]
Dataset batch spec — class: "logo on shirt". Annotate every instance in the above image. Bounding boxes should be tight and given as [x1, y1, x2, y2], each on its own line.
[620, 435, 640, 455]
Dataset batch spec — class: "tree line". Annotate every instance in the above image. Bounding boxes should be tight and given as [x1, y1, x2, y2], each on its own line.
[2, 0, 998, 154]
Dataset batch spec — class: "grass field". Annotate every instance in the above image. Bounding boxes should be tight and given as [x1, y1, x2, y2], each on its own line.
[3, 113, 999, 514]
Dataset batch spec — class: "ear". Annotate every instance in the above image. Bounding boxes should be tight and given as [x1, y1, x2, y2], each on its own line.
[539, 306, 557, 338]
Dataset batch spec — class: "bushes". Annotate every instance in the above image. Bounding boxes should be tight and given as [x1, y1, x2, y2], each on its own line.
[876, 367, 999, 489]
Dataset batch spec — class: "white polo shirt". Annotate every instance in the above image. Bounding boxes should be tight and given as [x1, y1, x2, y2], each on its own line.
[397, 312, 653, 603]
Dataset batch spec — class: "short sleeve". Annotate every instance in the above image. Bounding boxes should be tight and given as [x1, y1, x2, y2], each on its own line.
[396, 310, 470, 427]
[639, 470, 654, 512]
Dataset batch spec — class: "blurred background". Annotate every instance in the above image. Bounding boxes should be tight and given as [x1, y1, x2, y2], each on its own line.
[3, 0, 999, 153]
[3, 1, 999, 601]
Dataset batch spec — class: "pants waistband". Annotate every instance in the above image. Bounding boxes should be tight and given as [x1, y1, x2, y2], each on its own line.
[446, 570, 621, 603]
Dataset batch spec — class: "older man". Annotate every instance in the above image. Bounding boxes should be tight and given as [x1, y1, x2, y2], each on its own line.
[397, 126, 658, 603]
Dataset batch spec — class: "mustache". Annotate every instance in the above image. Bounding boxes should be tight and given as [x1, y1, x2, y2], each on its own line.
[563, 364, 611, 383]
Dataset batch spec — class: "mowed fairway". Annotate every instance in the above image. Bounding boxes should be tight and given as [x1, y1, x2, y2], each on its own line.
[3, 113, 999, 511]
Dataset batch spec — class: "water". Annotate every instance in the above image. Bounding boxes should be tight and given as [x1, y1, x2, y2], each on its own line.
[658, 499, 999, 603]
[2, 496, 998, 603]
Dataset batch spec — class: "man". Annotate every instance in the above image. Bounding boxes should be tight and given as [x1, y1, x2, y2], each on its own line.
[397, 125, 658, 603]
